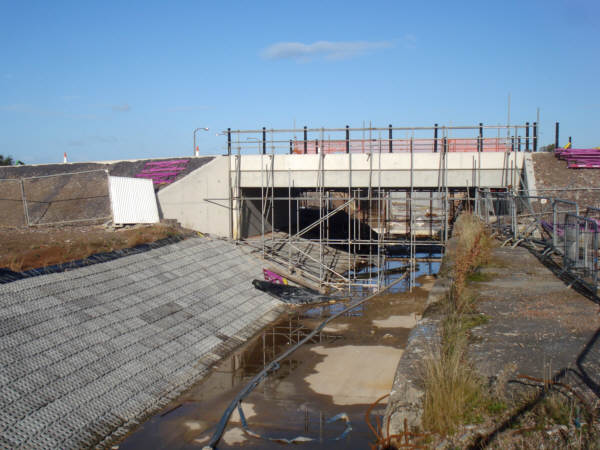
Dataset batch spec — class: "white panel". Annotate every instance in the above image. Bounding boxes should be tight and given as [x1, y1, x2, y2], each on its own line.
[109, 176, 159, 224]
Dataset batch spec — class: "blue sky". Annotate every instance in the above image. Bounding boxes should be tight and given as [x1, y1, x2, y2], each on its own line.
[1, 0, 598, 164]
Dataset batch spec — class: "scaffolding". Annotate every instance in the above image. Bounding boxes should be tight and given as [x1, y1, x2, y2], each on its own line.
[225, 123, 535, 295]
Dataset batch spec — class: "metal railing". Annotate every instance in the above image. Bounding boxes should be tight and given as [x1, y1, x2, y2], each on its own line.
[221, 123, 538, 155]
[474, 189, 598, 295]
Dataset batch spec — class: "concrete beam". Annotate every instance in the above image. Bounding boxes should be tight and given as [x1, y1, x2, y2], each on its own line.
[233, 153, 525, 189]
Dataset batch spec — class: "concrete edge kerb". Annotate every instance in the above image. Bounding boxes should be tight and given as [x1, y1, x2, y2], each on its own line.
[382, 250, 452, 436]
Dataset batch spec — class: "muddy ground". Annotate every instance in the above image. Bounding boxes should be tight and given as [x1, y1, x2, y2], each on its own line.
[116, 275, 437, 449]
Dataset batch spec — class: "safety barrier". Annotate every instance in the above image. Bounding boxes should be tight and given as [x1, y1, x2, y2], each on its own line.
[474, 189, 598, 294]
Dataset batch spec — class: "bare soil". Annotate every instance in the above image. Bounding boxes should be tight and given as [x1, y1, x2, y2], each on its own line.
[532, 152, 600, 208]
[0, 223, 191, 272]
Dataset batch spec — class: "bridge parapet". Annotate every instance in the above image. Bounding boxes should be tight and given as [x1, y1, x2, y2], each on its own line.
[232, 152, 526, 189]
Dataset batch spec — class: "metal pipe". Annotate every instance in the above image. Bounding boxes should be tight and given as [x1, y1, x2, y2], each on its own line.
[533, 122, 538, 151]
[227, 128, 231, 155]
[433, 124, 438, 153]
[555, 122, 559, 149]
[388, 124, 393, 153]
[223, 124, 533, 134]
[345, 125, 350, 154]
[304, 126, 307, 154]
[525, 122, 530, 151]
[262, 127, 266, 155]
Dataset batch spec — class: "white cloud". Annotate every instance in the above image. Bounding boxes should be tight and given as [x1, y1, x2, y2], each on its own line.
[261, 40, 393, 61]
[111, 103, 131, 112]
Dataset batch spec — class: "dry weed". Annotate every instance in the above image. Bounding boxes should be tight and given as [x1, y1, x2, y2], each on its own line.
[421, 212, 494, 435]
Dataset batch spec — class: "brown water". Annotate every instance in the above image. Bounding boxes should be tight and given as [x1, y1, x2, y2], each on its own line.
[117, 275, 435, 449]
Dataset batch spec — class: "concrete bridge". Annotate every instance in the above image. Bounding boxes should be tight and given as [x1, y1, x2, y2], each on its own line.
[158, 151, 535, 239]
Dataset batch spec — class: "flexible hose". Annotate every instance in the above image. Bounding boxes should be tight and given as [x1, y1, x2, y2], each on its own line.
[204, 272, 409, 449]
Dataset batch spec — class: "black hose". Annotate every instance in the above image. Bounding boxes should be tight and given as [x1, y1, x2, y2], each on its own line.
[203, 272, 409, 449]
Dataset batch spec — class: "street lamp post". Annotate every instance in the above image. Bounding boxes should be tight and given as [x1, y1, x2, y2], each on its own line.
[193, 127, 209, 156]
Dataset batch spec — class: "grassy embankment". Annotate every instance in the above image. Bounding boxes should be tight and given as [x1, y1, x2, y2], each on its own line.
[422, 213, 494, 434]
[0, 224, 185, 272]
[421, 213, 598, 448]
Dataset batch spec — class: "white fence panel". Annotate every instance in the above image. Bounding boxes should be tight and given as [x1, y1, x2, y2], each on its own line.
[109, 176, 159, 224]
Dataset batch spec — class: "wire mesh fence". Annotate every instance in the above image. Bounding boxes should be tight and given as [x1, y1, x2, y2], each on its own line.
[0, 178, 26, 227]
[475, 189, 599, 294]
[0, 170, 112, 227]
[563, 214, 599, 287]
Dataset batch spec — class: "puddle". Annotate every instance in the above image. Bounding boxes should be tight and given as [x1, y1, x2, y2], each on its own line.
[117, 272, 438, 450]
[347, 250, 442, 294]
[372, 313, 420, 329]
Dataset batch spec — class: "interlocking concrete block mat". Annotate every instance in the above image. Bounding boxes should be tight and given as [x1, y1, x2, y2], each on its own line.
[0, 237, 283, 449]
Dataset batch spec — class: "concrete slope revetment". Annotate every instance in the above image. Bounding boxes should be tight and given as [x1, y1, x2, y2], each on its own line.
[0, 237, 284, 449]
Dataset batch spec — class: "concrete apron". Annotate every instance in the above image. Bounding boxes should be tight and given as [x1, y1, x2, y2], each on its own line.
[116, 276, 436, 449]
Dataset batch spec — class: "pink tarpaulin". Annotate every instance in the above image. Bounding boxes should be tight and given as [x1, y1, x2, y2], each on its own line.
[135, 159, 190, 184]
[263, 268, 288, 285]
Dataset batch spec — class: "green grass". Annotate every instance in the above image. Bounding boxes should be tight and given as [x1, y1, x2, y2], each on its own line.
[462, 313, 490, 330]
[466, 271, 495, 282]
[486, 399, 507, 415]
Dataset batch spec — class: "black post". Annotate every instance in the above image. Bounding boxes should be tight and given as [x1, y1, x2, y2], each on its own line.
[518, 137, 521, 152]
[555, 122, 559, 149]
[315, 139, 319, 154]
[533, 122, 538, 152]
[525, 122, 530, 151]
[511, 137, 515, 152]
[478, 122, 483, 152]
[388, 124, 393, 153]
[434, 124, 438, 153]
[569, 136, 572, 147]
[227, 128, 231, 155]
[345, 125, 350, 154]
[262, 127, 266, 155]
[443, 136, 447, 153]
[289, 139, 293, 155]
[303, 126, 307, 154]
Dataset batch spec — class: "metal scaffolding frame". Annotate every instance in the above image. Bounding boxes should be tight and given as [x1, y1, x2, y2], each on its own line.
[226, 123, 534, 295]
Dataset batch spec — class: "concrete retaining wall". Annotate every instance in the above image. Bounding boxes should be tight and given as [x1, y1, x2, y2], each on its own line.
[157, 157, 231, 236]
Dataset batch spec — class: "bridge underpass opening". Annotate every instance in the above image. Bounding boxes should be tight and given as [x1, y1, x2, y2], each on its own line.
[237, 187, 469, 293]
